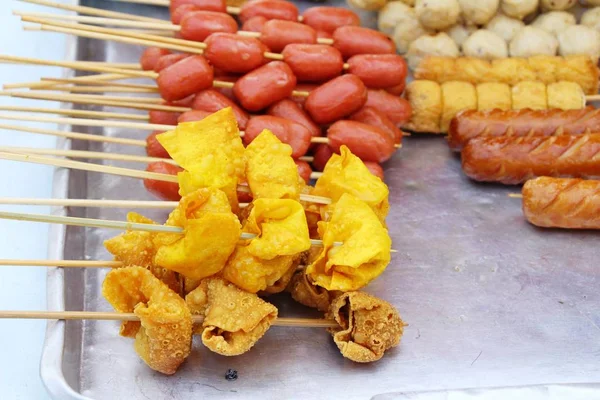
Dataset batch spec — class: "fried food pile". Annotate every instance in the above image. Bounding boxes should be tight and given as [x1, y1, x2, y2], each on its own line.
[101, 108, 404, 374]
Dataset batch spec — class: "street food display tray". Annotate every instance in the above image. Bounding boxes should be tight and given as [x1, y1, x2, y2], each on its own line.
[40, 1, 600, 399]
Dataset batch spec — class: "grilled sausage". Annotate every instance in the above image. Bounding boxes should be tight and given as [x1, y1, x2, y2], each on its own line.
[282, 44, 344, 82]
[327, 120, 396, 163]
[304, 74, 367, 124]
[347, 54, 408, 89]
[204, 33, 267, 74]
[144, 161, 182, 201]
[156, 55, 214, 101]
[239, 0, 299, 23]
[233, 61, 297, 111]
[179, 11, 238, 42]
[350, 106, 403, 144]
[191, 90, 249, 129]
[140, 47, 171, 71]
[301, 7, 360, 34]
[260, 20, 317, 53]
[332, 26, 396, 58]
[244, 115, 311, 158]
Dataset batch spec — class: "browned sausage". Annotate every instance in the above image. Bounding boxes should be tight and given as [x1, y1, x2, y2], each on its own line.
[170, 0, 226, 17]
[304, 74, 367, 124]
[364, 162, 385, 180]
[177, 109, 212, 123]
[327, 120, 396, 163]
[462, 134, 600, 184]
[282, 44, 344, 82]
[233, 61, 297, 111]
[295, 160, 312, 183]
[365, 89, 412, 126]
[171, 5, 200, 24]
[301, 7, 360, 34]
[146, 131, 170, 158]
[333, 26, 396, 58]
[204, 33, 267, 74]
[157, 55, 214, 101]
[244, 115, 311, 158]
[191, 89, 250, 130]
[522, 177, 600, 229]
[148, 110, 180, 126]
[317, 30, 333, 39]
[347, 54, 407, 89]
[260, 20, 317, 53]
[179, 11, 238, 42]
[239, 0, 299, 23]
[267, 98, 321, 139]
[153, 53, 189, 72]
[241, 15, 267, 32]
[350, 106, 403, 144]
[448, 107, 600, 152]
[144, 161, 182, 201]
[140, 47, 171, 71]
[312, 143, 334, 171]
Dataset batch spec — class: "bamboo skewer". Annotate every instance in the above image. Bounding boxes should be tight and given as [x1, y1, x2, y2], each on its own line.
[0, 310, 338, 328]
[0, 198, 177, 209]
[0, 114, 173, 131]
[14, 12, 178, 30]
[508, 193, 523, 198]
[4, 73, 135, 90]
[0, 152, 332, 204]
[0, 106, 148, 121]
[38, 85, 159, 93]
[0, 259, 123, 267]
[18, 0, 169, 23]
[39, 77, 153, 89]
[0, 146, 324, 178]
[0, 210, 332, 247]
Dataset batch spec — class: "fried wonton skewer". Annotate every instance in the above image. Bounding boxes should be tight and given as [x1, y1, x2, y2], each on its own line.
[0, 310, 339, 328]
[0, 151, 331, 205]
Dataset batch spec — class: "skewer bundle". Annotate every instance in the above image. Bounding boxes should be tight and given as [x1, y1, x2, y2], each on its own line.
[0, 107, 404, 375]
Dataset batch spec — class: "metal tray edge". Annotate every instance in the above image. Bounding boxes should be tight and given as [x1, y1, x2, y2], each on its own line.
[39, 4, 91, 396]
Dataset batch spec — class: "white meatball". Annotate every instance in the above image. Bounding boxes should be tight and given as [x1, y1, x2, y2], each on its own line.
[540, 0, 576, 10]
[378, 2, 414, 36]
[415, 0, 461, 30]
[446, 24, 478, 49]
[347, 0, 386, 11]
[509, 26, 559, 57]
[392, 17, 430, 54]
[531, 11, 576, 37]
[485, 13, 525, 42]
[458, 0, 500, 25]
[558, 25, 600, 61]
[501, 0, 539, 20]
[406, 33, 460, 70]
[581, 7, 600, 32]
[462, 29, 508, 60]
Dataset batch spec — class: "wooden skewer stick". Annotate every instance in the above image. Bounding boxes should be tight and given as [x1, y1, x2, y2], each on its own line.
[0, 210, 332, 247]
[0, 152, 332, 204]
[0, 123, 147, 147]
[18, 0, 169, 23]
[0, 198, 177, 209]
[38, 85, 159, 93]
[39, 77, 153, 90]
[0, 106, 149, 121]
[4, 73, 135, 90]
[508, 193, 523, 198]
[17, 12, 181, 31]
[22, 16, 206, 53]
[0, 114, 173, 131]
[0, 259, 123, 267]
[0, 55, 310, 97]
[0, 310, 338, 328]
[1, 146, 324, 178]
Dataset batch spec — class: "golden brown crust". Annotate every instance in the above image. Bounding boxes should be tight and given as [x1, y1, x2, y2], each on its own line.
[287, 270, 338, 312]
[102, 266, 192, 375]
[185, 277, 278, 356]
[462, 134, 600, 184]
[511, 81, 547, 110]
[522, 177, 600, 229]
[404, 80, 442, 134]
[547, 81, 585, 110]
[415, 55, 599, 94]
[475, 83, 512, 111]
[327, 292, 404, 363]
[440, 81, 477, 132]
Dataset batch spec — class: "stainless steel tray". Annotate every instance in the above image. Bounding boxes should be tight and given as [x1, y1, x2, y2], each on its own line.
[41, 1, 600, 399]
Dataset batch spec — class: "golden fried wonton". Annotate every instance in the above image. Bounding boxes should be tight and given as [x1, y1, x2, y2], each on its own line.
[185, 277, 278, 356]
[156, 108, 245, 210]
[328, 291, 404, 363]
[244, 129, 304, 200]
[153, 188, 241, 280]
[287, 270, 338, 312]
[221, 198, 310, 293]
[102, 266, 192, 375]
[312, 146, 389, 222]
[307, 194, 391, 291]
[104, 212, 180, 294]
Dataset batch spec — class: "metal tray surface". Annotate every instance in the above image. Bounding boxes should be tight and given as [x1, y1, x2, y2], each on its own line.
[41, 1, 600, 399]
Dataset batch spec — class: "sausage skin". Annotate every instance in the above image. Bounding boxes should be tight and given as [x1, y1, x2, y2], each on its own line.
[244, 115, 311, 158]
[233, 61, 297, 111]
[462, 134, 600, 184]
[140, 47, 171, 71]
[267, 98, 321, 139]
[301, 7, 360, 34]
[295, 160, 312, 183]
[144, 161, 182, 201]
[205, 33, 267, 74]
[239, 0, 299, 23]
[327, 120, 396, 163]
[332, 26, 396, 58]
[179, 11, 238, 42]
[191, 89, 250, 129]
[350, 106, 403, 144]
[448, 107, 600, 152]
[347, 54, 407, 89]
[522, 177, 600, 229]
[304, 74, 367, 124]
[157, 55, 214, 101]
[365, 89, 412, 126]
[282, 44, 343, 83]
[260, 20, 317, 53]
